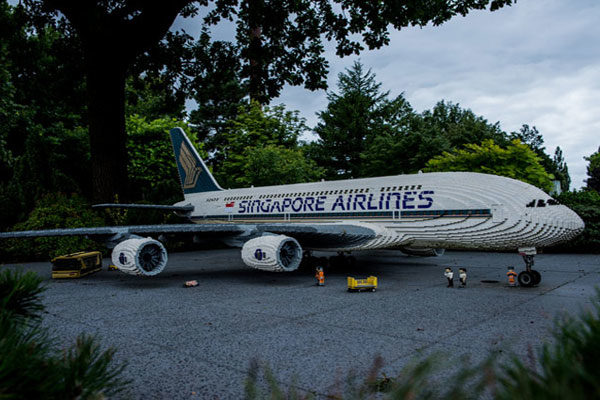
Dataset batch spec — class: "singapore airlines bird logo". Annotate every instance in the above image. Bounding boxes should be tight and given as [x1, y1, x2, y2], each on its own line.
[179, 142, 202, 189]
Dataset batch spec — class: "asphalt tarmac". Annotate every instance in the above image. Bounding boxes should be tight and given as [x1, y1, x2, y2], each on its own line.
[4, 249, 600, 399]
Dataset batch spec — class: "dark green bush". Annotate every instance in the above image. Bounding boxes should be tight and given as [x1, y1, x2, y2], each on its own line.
[0, 268, 45, 323]
[0, 268, 129, 398]
[550, 190, 600, 253]
[1, 193, 106, 262]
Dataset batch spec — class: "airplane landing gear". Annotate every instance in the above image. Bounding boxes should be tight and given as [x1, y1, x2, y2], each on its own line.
[517, 248, 541, 287]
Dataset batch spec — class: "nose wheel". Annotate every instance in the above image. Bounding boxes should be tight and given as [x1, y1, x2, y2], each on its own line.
[517, 249, 541, 287]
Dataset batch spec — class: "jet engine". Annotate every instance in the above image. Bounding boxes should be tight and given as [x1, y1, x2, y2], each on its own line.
[241, 235, 303, 272]
[111, 237, 168, 276]
[399, 247, 445, 257]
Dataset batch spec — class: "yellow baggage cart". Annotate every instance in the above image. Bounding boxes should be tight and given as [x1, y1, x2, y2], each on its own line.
[347, 276, 378, 292]
[51, 251, 102, 279]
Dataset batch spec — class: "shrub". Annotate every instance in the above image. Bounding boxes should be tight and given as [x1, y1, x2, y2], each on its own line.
[1, 193, 106, 262]
[550, 190, 600, 253]
[0, 268, 45, 323]
[0, 268, 129, 398]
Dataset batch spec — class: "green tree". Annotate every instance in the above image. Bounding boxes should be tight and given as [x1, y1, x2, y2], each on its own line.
[1, 193, 106, 261]
[186, 32, 247, 170]
[360, 100, 509, 177]
[126, 115, 204, 204]
[585, 147, 600, 192]
[356, 95, 421, 177]
[510, 124, 569, 191]
[237, 145, 324, 187]
[424, 139, 555, 192]
[510, 124, 544, 151]
[421, 101, 508, 148]
[313, 61, 404, 179]
[0, 1, 89, 228]
[25, 0, 195, 202]
[125, 75, 186, 121]
[552, 146, 571, 193]
[216, 101, 314, 188]
[552, 190, 600, 253]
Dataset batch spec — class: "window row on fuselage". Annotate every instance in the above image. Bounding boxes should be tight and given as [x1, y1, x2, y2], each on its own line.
[222, 184, 424, 202]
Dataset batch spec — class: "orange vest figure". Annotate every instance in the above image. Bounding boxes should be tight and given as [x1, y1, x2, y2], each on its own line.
[315, 267, 325, 286]
[507, 267, 518, 286]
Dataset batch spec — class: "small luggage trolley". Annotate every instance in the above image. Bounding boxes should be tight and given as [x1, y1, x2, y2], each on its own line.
[51, 251, 102, 279]
[347, 276, 378, 292]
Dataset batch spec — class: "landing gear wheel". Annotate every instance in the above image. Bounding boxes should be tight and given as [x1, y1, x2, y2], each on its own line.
[518, 271, 534, 287]
[531, 270, 541, 285]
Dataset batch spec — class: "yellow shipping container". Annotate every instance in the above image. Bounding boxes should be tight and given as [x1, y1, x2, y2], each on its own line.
[51, 251, 102, 279]
[347, 276, 377, 292]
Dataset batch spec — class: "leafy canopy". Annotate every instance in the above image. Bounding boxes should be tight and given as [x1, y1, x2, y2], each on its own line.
[126, 115, 204, 204]
[360, 100, 508, 177]
[313, 61, 406, 179]
[553, 190, 600, 253]
[585, 147, 600, 192]
[424, 139, 555, 192]
[216, 100, 321, 188]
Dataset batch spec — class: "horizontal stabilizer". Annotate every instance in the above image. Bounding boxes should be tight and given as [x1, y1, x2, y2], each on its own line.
[92, 203, 194, 212]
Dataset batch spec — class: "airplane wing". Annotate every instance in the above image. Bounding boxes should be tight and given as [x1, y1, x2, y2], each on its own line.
[0, 222, 377, 248]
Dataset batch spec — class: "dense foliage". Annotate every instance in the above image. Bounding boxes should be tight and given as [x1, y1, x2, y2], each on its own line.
[215, 101, 323, 188]
[424, 139, 555, 192]
[585, 147, 600, 192]
[0, 194, 106, 261]
[551, 190, 600, 253]
[0, 269, 129, 398]
[311, 61, 402, 179]
[126, 115, 202, 203]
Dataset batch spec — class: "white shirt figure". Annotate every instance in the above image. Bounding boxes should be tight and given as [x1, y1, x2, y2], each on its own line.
[444, 268, 454, 287]
[459, 268, 467, 287]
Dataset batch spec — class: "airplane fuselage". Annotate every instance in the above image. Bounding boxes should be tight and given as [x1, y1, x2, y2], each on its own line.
[177, 171, 584, 252]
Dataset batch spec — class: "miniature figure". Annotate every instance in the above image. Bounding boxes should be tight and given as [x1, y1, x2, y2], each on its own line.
[315, 267, 325, 286]
[507, 266, 518, 287]
[458, 268, 467, 288]
[444, 267, 454, 287]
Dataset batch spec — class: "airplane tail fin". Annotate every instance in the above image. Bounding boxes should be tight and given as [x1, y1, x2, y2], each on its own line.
[169, 127, 223, 195]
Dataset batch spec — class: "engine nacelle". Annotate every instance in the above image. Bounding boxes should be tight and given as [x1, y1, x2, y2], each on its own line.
[400, 247, 445, 257]
[241, 235, 303, 272]
[111, 237, 168, 276]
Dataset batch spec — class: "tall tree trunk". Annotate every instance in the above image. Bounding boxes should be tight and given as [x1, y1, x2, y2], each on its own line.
[86, 56, 129, 203]
[45, 2, 190, 203]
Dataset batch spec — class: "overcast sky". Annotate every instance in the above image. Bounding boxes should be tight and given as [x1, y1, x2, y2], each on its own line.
[178, 0, 600, 189]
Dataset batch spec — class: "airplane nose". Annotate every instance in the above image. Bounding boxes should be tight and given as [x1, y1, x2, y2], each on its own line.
[562, 206, 585, 237]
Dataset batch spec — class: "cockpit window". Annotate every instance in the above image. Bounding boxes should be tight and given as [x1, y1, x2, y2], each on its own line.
[527, 198, 559, 208]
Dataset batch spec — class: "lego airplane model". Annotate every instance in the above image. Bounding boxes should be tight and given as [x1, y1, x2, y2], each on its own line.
[0, 128, 584, 286]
